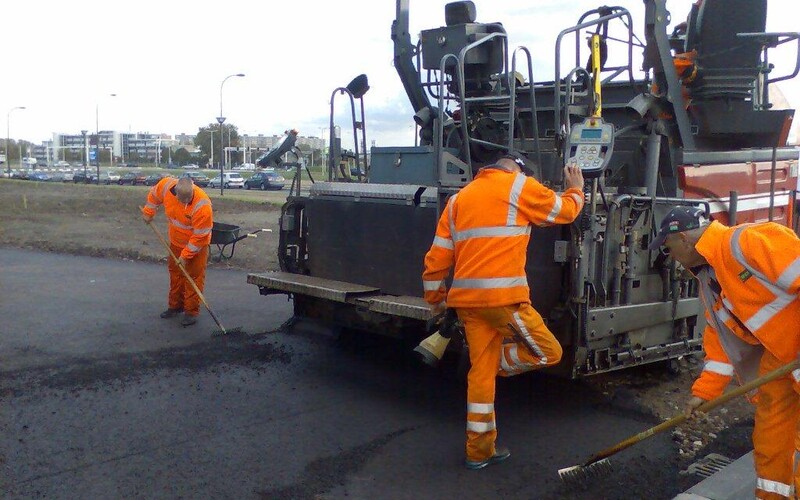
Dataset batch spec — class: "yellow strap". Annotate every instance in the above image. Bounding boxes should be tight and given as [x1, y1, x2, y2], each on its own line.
[591, 34, 602, 118]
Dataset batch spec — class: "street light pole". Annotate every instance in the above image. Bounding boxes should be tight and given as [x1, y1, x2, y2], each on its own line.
[217, 72, 244, 195]
[81, 130, 88, 178]
[95, 93, 116, 185]
[319, 126, 328, 169]
[216, 116, 226, 195]
[6, 106, 26, 177]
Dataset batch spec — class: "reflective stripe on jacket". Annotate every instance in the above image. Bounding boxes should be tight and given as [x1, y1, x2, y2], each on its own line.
[691, 221, 800, 400]
[141, 177, 214, 260]
[422, 167, 584, 308]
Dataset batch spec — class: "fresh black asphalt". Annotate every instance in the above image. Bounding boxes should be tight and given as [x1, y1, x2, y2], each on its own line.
[0, 248, 705, 498]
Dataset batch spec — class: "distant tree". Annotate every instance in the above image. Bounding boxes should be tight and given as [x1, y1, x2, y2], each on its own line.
[172, 147, 192, 166]
[4, 139, 35, 161]
[159, 147, 170, 166]
[194, 123, 240, 168]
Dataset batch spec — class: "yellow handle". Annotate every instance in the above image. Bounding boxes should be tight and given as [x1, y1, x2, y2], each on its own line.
[141, 208, 226, 333]
[591, 34, 602, 118]
[583, 358, 800, 465]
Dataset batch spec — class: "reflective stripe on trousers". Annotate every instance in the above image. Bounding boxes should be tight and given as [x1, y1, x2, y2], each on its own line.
[458, 303, 562, 462]
[167, 243, 208, 316]
[752, 351, 800, 500]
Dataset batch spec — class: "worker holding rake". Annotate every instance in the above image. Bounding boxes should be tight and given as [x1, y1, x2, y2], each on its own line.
[650, 206, 800, 500]
[142, 176, 213, 327]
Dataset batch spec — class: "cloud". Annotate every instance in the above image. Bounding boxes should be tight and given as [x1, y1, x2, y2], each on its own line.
[1, 0, 797, 150]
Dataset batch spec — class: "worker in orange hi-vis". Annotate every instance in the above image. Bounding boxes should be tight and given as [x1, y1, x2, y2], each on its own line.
[422, 152, 585, 470]
[141, 176, 213, 327]
[649, 206, 800, 500]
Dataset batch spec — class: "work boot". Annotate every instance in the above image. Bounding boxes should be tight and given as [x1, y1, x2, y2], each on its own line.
[160, 308, 183, 319]
[181, 314, 198, 327]
[465, 447, 511, 470]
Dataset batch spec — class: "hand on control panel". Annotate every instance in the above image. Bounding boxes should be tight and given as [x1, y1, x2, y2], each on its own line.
[563, 162, 584, 191]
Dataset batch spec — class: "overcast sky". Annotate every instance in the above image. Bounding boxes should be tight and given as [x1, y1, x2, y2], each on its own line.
[1, 0, 797, 148]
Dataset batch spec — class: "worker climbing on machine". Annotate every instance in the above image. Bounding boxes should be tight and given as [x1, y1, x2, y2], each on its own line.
[142, 176, 214, 327]
[422, 152, 584, 470]
[649, 206, 800, 500]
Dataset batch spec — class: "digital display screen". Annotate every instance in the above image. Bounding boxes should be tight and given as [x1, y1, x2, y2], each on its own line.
[581, 128, 602, 139]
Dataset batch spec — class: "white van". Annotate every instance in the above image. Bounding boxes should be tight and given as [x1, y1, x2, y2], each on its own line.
[208, 172, 245, 189]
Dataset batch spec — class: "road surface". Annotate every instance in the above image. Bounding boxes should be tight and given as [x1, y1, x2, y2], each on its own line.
[1, 248, 703, 499]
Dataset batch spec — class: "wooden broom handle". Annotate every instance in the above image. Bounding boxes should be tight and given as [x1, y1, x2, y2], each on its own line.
[585, 358, 800, 465]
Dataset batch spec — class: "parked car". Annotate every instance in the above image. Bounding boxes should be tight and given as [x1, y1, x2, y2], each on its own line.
[244, 171, 285, 190]
[208, 172, 245, 189]
[55, 160, 71, 168]
[183, 171, 210, 187]
[61, 171, 74, 182]
[118, 172, 146, 185]
[28, 172, 51, 182]
[144, 174, 168, 186]
[100, 172, 120, 185]
[182, 163, 199, 169]
[73, 171, 97, 184]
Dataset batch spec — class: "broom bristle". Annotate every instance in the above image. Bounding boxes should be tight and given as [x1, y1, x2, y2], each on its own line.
[212, 327, 245, 337]
[558, 458, 613, 485]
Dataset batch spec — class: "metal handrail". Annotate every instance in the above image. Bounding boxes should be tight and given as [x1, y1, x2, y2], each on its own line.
[436, 53, 460, 176]
[509, 46, 542, 168]
[327, 87, 361, 182]
[456, 31, 509, 169]
[575, 6, 636, 84]
[554, 9, 634, 142]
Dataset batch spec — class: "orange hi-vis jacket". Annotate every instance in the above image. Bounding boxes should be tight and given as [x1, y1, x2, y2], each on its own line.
[422, 166, 584, 308]
[691, 221, 800, 401]
[141, 177, 213, 260]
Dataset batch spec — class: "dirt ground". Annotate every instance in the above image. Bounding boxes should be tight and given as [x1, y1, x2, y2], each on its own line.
[0, 180, 281, 272]
[0, 179, 756, 476]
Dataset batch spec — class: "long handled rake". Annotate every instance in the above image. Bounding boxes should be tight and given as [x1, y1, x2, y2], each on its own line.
[146, 219, 241, 336]
[558, 358, 800, 485]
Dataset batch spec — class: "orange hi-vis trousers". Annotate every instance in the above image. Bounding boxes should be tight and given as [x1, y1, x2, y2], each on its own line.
[167, 243, 209, 317]
[457, 303, 563, 462]
[753, 351, 800, 499]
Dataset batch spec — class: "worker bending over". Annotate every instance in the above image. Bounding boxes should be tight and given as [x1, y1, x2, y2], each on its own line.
[142, 176, 213, 326]
[649, 207, 800, 500]
[422, 153, 584, 469]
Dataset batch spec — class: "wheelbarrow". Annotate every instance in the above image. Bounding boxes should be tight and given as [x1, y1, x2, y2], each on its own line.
[210, 222, 271, 262]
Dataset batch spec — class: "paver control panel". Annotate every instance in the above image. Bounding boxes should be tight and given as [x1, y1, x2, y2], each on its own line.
[565, 117, 615, 178]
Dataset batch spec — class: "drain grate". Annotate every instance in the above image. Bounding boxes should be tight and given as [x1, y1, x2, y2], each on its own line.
[685, 453, 734, 478]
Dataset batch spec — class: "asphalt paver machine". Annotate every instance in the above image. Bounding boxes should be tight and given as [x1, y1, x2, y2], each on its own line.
[249, 0, 800, 377]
